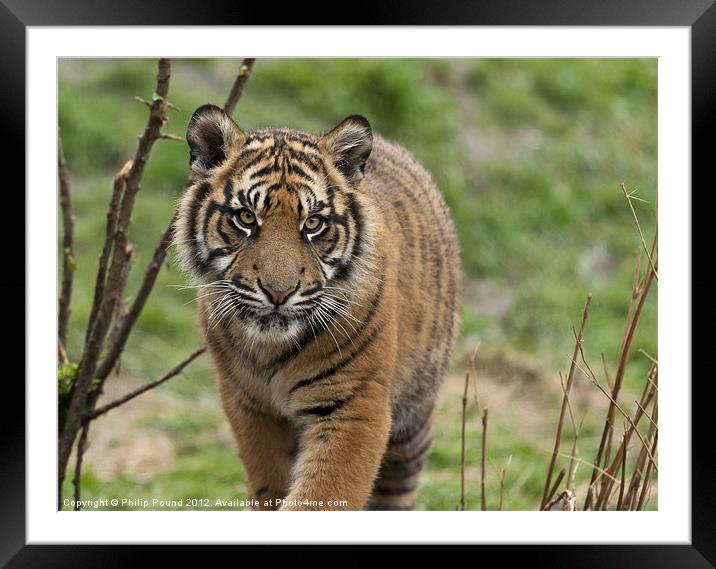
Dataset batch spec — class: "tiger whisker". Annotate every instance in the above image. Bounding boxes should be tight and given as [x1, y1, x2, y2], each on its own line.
[312, 302, 354, 351]
[207, 292, 236, 331]
[317, 300, 360, 342]
[320, 296, 364, 325]
[169, 279, 232, 290]
[183, 289, 230, 306]
[310, 304, 342, 356]
[322, 292, 367, 310]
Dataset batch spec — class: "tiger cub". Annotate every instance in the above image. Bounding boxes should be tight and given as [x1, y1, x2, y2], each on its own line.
[174, 104, 461, 510]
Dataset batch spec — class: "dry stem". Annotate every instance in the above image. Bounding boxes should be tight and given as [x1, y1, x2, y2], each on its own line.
[540, 294, 592, 510]
[620, 182, 658, 281]
[460, 371, 469, 511]
[480, 408, 489, 511]
[584, 240, 656, 510]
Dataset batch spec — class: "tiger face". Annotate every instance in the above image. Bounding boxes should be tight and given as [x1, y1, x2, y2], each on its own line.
[174, 104, 373, 343]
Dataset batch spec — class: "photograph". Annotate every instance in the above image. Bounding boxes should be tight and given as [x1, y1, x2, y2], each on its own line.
[56, 56, 658, 512]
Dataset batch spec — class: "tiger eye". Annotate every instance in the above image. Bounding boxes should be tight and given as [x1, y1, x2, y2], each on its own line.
[304, 216, 322, 231]
[238, 209, 256, 225]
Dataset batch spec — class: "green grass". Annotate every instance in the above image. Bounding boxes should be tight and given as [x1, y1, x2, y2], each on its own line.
[58, 58, 657, 511]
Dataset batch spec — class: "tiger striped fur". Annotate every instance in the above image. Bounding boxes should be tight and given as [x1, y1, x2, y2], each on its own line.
[174, 104, 461, 511]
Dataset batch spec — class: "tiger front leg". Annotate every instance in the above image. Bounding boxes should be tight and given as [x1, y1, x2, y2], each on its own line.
[217, 378, 296, 510]
[231, 411, 297, 510]
[280, 376, 391, 511]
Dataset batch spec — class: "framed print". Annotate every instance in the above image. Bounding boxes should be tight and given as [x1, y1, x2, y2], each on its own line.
[3, 0, 712, 565]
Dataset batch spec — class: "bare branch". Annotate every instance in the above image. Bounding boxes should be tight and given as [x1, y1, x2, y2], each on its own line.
[59, 58, 259, 506]
[58, 134, 75, 349]
[87, 347, 206, 421]
[616, 429, 628, 510]
[84, 160, 132, 346]
[636, 431, 659, 510]
[96, 219, 175, 381]
[571, 349, 657, 471]
[638, 348, 658, 366]
[98, 60, 257, 381]
[543, 471, 569, 511]
[624, 376, 658, 508]
[71, 423, 90, 511]
[469, 342, 482, 413]
[634, 399, 659, 431]
[497, 455, 511, 511]
[134, 96, 152, 109]
[105, 245, 135, 360]
[584, 245, 656, 510]
[544, 468, 566, 509]
[552, 450, 619, 485]
[460, 371, 469, 511]
[593, 378, 658, 509]
[620, 182, 658, 281]
[540, 294, 592, 510]
[223, 58, 256, 116]
[480, 408, 489, 511]
[58, 58, 173, 495]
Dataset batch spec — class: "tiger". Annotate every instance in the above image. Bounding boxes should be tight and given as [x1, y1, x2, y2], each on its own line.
[173, 104, 461, 511]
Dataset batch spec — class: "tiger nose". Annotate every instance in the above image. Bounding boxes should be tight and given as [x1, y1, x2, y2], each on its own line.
[259, 280, 298, 306]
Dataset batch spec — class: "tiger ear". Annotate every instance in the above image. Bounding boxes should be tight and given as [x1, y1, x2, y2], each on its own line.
[186, 104, 244, 174]
[321, 115, 373, 186]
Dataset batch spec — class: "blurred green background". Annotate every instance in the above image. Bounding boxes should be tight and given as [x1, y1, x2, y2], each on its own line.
[59, 58, 657, 511]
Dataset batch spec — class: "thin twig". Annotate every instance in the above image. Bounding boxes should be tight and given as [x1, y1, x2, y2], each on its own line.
[644, 366, 659, 394]
[460, 371, 469, 511]
[636, 431, 659, 510]
[584, 243, 656, 510]
[223, 58, 256, 115]
[87, 347, 206, 421]
[594, 381, 657, 509]
[558, 371, 581, 492]
[621, 247, 642, 358]
[600, 352, 614, 392]
[496, 455, 512, 511]
[616, 429, 628, 510]
[572, 358, 657, 471]
[469, 343, 482, 414]
[552, 450, 619, 485]
[634, 400, 659, 431]
[568, 417, 585, 493]
[625, 380, 658, 508]
[541, 294, 592, 510]
[639, 348, 658, 366]
[620, 182, 658, 281]
[544, 468, 566, 509]
[58, 133, 75, 350]
[571, 352, 657, 471]
[603, 247, 641, 472]
[480, 408, 489, 511]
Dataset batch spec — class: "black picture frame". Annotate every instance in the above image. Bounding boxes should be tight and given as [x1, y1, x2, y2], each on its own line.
[3, 0, 711, 566]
